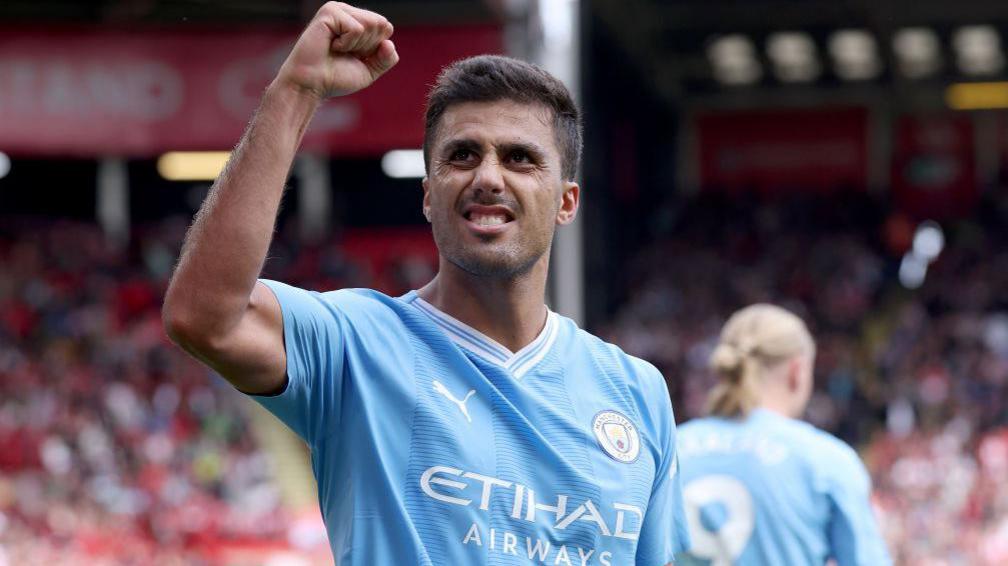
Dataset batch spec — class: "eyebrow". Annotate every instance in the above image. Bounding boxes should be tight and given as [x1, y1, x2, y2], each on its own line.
[440, 137, 548, 159]
[440, 138, 481, 154]
[499, 141, 547, 159]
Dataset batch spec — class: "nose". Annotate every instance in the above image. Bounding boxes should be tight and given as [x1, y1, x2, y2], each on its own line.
[471, 155, 505, 196]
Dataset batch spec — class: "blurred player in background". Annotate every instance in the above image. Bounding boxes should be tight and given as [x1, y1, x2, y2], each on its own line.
[162, 1, 687, 563]
[674, 304, 890, 566]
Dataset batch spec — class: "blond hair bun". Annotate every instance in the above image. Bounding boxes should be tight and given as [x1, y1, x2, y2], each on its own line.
[709, 343, 744, 378]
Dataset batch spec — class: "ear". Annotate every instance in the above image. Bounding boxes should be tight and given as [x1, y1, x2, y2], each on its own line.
[421, 177, 432, 223]
[783, 358, 800, 393]
[556, 181, 580, 225]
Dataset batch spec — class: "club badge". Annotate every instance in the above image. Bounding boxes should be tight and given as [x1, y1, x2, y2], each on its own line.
[593, 410, 640, 463]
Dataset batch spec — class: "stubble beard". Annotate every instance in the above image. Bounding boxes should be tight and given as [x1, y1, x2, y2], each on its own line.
[433, 225, 550, 280]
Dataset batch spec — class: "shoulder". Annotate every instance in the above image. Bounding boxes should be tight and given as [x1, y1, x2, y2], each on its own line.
[322, 287, 406, 314]
[787, 420, 870, 490]
[260, 280, 415, 329]
[562, 318, 664, 382]
[798, 421, 863, 465]
[563, 320, 676, 429]
[567, 320, 669, 396]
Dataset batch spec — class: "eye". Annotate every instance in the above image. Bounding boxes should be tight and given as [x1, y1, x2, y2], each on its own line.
[508, 150, 533, 164]
[450, 148, 473, 161]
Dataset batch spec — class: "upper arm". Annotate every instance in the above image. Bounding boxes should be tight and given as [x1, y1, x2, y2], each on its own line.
[636, 445, 688, 565]
[243, 280, 349, 444]
[172, 281, 288, 395]
[167, 280, 351, 446]
[635, 366, 691, 564]
[826, 446, 892, 566]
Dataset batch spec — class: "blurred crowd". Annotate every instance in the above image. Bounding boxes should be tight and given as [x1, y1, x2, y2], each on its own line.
[2, 190, 1006, 564]
[602, 192, 1008, 565]
[0, 219, 343, 565]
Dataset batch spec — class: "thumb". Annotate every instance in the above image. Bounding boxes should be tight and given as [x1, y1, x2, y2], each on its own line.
[364, 40, 399, 81]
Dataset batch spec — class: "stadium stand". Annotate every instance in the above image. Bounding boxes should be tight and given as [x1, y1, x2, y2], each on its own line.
[1, 189, 1006, 564]
[0, 218, 337, 565]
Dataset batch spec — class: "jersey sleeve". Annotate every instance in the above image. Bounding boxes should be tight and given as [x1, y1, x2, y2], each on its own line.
[246, 279, 347, 446]
[825, 442, 892, 566]
[635, 366, 691, 565]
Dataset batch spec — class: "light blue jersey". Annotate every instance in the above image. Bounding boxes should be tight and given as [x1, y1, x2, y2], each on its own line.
[250, 280, 689, 565]
[675, 409, 890, 566]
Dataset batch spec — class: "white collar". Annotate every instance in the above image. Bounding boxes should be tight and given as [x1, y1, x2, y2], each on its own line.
[410, 295, 559, 379]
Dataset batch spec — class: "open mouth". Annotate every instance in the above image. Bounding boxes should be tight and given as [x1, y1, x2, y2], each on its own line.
[465, 211, 512, 226]
[462, 205, 515, 230]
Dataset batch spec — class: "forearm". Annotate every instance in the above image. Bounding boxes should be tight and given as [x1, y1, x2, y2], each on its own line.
[164, 82, 319, 338]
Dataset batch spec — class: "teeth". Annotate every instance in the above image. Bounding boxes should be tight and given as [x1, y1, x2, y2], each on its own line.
[470, 213, 507, 226]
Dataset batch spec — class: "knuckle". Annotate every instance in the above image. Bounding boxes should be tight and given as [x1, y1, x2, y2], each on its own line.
[318, 2, 340, 17]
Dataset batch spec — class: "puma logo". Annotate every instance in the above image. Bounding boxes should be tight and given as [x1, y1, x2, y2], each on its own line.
[432, 380, 476, 423]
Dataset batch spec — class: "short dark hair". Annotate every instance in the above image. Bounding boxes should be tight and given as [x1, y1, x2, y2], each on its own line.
[423, 55, 582, 181]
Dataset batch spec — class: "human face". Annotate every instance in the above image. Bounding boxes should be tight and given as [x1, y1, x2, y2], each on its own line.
[422, 100, 578, 278]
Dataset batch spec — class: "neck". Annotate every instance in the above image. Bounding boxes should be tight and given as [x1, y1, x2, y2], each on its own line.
[417, 255, 550, 353]
[758, 391, 800, 419]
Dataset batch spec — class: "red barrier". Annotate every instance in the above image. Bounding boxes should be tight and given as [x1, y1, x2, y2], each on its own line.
[0, 25, 501, 157]
[891, 113, 977, 219]
[697, 107, 869, 192]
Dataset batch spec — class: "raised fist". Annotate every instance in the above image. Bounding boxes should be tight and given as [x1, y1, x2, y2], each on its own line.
[275, 2, 399, 99]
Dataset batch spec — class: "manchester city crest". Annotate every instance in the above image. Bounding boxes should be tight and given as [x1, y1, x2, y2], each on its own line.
[592, 410, 640, 463]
